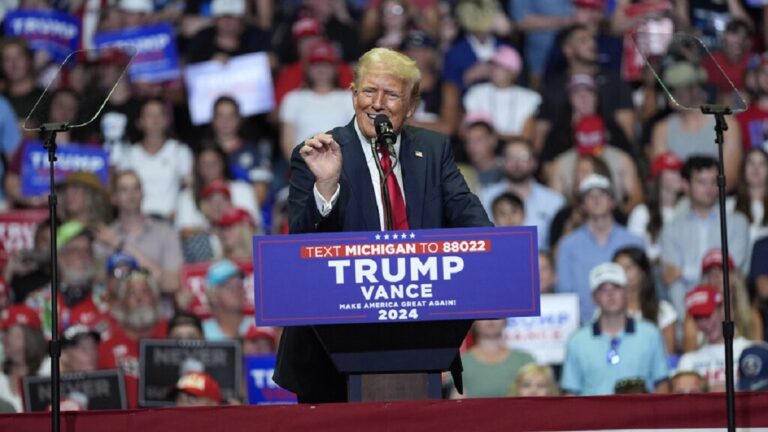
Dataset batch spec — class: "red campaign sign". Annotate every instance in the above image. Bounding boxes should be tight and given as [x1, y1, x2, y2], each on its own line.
[180, 260, 255, 319]
[0, 209, 48, 267]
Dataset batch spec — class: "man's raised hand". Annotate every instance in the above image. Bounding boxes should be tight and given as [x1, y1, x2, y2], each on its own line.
[299, 133, 342, 200]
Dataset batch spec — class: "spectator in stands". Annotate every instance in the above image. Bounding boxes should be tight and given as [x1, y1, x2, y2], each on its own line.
[701, 19, 753, 105]
[216, 207, 257, 261]
[555, 175, 643, 323]
[4, 219, 52, 304]
[561, 262, 669, 395]
[117, 0, 154, 29]
[174, 371, 222, 407]
[677, 285, 753, 392]
[274, 16, 354, 108]
[509, 363, 560, 397]
[613, 246, 677, 354]
[737, 54, 768, 151]
[682, 248, 761, 352]
[243, 324, 277, 355]
[0, 37, 44, 121]
[116, 98, 193, 221]
[360, 0, 440, 51]
[60, 325, 100, 374]
[738, 343, 768, 392]
[458, 319, 535, 398]
[674, 0, 752, 49]
[57, 172, 111, 227]
[481, 137, 565, 250]
[730, 148, 768, 252]
[535, 24, 636, 154]
[660, 156, 750, 319]
[670, 370, 708, 393]
[460, 113, 503, 189]
[0, 305, 47, 412]
[99, 269, 167, 408]
[278, 39, 354, 161]
[203, 260, 252, 340]
[400, 31, 456, 136]
[185, 0, 272, 64]
[95, 170, 183, 297]
[209, 96, 273, 205]
[510, 0, 574, 89]
[0, 94, 21, 208]
[627, 152, 685, 263]
[491, 192, 525, 228]
[84, 251, 140, 333]
[463, 46, 540, 141]
[752, 237, 768, 341]
[538, 251, 557, 294]
[544, 75, 642, 215]
[167, 311, 205, 340]
[650, 62, 742, 191]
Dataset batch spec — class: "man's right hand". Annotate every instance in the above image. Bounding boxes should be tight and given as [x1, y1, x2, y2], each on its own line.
[299, 133, 342, 201]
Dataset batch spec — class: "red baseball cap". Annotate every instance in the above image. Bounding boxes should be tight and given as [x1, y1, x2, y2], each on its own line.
[574, 115, 606, 156]
[176, 372, 222, 402]
[574, 0, 605, 10]
[292, 17, 323, 40]
[244, 324, 276, 344]
[701, 248, 735, 274]
[201, 180, 231, 200]
[307, 40, 338, 64]
[0, 305, 42, 330]
[650, 152, 683, 178]
[685, 285, 723, 317]
[216, 207, 255, 228]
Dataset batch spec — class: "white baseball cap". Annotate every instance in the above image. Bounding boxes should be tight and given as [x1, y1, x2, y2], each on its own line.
[578, 173, 612, 196]
[118, 0, 153, 13]
[589, 262, 627, 292]
[211, 0, 245, 17]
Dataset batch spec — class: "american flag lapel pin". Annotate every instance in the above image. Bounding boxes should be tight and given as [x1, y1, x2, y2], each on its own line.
[415, 150, 423, 158]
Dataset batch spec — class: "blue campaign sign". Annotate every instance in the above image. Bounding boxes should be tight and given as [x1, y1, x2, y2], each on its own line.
[253, 226, 540, 326]
[93, 23, 180, 83]
[20, 142, 109, 197]
[244, 355, 297, 405]
[4, 10, 80, 63]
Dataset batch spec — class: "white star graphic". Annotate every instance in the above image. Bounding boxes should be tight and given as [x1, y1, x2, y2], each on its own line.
[393, 233, 400, 240]
[409, 232, 416, 239]
[375, 234, 381, 240]
[384, 234, 390, 240]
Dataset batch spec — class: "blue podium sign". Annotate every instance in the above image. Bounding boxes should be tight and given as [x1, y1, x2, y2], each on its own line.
[253, 227, 540, 326]
[244, 355, 297, 405]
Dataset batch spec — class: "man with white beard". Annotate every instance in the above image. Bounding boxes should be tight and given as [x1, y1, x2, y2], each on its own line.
[98, 270, 167, 408]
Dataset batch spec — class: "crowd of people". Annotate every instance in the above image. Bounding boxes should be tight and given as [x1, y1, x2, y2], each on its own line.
[0, 0, 768, 411]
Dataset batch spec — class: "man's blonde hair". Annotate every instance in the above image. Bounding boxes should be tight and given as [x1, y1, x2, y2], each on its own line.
[352, 47, 421, 102]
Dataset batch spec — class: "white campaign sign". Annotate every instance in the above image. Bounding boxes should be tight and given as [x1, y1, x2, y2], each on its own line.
[504, 293, 580, 365]
[184, 52, 275, 125]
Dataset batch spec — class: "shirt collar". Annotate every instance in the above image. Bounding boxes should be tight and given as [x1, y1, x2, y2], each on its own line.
[592, 317, 636, 336]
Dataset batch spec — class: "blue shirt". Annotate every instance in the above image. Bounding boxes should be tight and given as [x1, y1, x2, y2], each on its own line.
[0, 96, 20, 203]
[510, 0, 573, 75]
[555, 224, 643, 323]
[202, 316, 254, 340]
[561, 318, 669, 395]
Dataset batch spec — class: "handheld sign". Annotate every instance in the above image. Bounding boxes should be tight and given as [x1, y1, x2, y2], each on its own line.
[139, 339, 241, 407]
[20, 141, 109, 197]
[93, 23, 180, 83]
[244, 354, 297, 405]
[505, 293, 580, 365]
[253, 226, 540, 326]
[0, 209, 48, 268]
[23, 369, 126, 411]
[4, 10, 80, 63]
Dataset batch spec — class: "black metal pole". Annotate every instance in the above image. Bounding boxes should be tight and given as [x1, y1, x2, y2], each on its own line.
[700, 104, 735, 432]
[41, 122, 68, 432]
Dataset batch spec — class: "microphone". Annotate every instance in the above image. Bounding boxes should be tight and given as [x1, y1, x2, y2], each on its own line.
[374, 114, 397, 148]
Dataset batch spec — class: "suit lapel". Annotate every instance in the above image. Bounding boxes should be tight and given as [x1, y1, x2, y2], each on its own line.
[336, 119, 380, 230]
[400, 127, 426, 229]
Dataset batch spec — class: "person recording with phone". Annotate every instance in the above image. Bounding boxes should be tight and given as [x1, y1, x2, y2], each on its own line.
[274, 47, 492, 404]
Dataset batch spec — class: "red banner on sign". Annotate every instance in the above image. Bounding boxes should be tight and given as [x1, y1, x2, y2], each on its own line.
[0, 209, 48, 268]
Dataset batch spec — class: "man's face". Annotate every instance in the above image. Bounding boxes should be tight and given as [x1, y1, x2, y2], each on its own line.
[688, 167, 718, 209]
[594, 283, 627, 315]
[61, 337, 99, 372]
[493, 200, 524, 227]
[672, 374, 706, 394]
[580, 188, 614, 218]
[114, 174, 143, 213]
[211, 276, 244, 312]
[502, 142, 535, 183]
[464, 124, 496, 163]
[565, 29, 597, 65]
[569, 87, 597, 117]
[353, 71, 416, 139]
[119, 276, 159, 331]
[59, 236, 95, 285]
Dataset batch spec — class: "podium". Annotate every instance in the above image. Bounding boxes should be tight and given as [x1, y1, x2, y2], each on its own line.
[313, 320, 472, 401]
[253, 227, 541, 402]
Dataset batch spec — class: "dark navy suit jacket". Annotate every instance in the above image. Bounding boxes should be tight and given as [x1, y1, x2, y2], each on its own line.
[274, 119, 492, 402]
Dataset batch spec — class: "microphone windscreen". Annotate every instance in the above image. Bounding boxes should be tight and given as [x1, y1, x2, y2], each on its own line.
[374, 114, 391, 133]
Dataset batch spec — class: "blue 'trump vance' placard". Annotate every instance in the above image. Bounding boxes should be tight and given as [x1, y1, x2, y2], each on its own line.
[253, 226, 540, 326]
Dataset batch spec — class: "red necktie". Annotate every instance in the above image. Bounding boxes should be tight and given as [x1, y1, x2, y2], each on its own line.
[377, 145, 409, 230]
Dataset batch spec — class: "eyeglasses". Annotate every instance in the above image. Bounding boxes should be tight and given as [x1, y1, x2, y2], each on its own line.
[607, 337, 621, 365]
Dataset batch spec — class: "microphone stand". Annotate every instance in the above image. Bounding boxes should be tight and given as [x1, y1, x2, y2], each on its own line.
[700, 104, 736, 432]
[40, 121, 69, 432]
